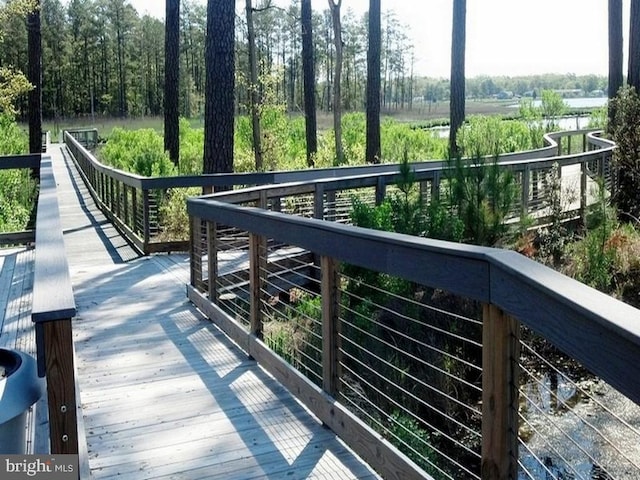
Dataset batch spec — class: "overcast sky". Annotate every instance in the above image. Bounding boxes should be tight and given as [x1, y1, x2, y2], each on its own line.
[129, 0, 630, 78]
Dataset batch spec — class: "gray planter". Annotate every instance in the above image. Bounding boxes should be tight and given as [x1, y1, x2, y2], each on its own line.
[0, 349, 44, 454]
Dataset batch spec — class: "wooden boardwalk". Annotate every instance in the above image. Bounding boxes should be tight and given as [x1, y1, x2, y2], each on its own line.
[43, 143, 379, 479]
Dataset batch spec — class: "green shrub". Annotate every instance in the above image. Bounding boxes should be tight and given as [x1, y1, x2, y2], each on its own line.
[0, 114, 28, 154]
[609, 85, 640, 220]
[0, 114, 35, 233]
[101, 127, 176, 177]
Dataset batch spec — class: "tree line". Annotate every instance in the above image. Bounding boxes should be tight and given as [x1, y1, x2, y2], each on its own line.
[0, 0, 418, 120]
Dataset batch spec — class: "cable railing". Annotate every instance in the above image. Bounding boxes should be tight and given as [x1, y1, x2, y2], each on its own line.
[183, 130, 640, 480]
[187, 195, 640, 480]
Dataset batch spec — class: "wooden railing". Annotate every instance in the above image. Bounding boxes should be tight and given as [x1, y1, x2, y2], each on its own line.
[184, 131, 635, 479]
[186, 196, 639, 479]
[31, 154, 79, 457]
[63, 128, 613, 255]
[0, 150, 86, 475]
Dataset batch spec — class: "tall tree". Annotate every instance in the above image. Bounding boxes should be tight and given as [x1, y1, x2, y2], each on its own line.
[365, 0, 381, 164]
[629, 0, 640, 92]
[203, 0, 235, 175]
[301, 0, 317, 167]
[449, 0, 466, 157]
[245, 0, 263, 170]
[165, 0, 180, 165]
[328, 0, 344, 165]
[609, 0, 623, 130]
[27, 0, 42, 153]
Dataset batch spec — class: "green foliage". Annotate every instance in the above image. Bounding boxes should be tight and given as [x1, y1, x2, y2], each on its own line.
[540, 89, 567, 129]
[609, 85, 640, 220]
[177, 118, 203, 175]
[446, 153, 517, 246]
[157, 187, 201, 241]
[588, 105, 608, 129]
[386, 413, 438, 476]
[457, 115, 543, 157]
[0, 67, 33, 116]
[0, 114, 34, 233]
[0, 114, 28, 154]
[536, 163, 570, 266]
[101, 127, 176, 177]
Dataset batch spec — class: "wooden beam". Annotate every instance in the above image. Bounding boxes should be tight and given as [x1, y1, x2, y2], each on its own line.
[321, 256, 340, 396]
[42, 319, 79, 455]
[481, 304, 520, 480]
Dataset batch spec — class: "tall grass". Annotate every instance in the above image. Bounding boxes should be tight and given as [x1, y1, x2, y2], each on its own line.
[0, 114, 36, 233]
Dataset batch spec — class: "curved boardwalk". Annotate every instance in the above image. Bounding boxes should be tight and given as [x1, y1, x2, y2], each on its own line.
[48, 143, 378, 479]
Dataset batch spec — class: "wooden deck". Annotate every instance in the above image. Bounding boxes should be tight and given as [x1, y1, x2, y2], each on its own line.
[40, 143, 378, 479]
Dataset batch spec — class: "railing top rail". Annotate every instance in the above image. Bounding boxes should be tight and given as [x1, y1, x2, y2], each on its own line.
[31, 154, 76, 323]
[187, 197, 640, 407]
[64, 127, 609, 192]
[0, 153, 41, 170]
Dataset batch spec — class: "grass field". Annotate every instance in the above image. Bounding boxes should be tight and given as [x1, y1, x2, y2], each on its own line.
[36, 99, 522, 140]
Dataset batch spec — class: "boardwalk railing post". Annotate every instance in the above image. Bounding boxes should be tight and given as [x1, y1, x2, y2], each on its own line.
[481, 304, 520, 480]
[249, 232, 266, 339]
[142, 188, 151, 254]
[521, 165, 530, 217]
[314, 184, 325, 220]
[37, 319, 79, 455]
[321, 256, 340, 397]
[580, 160, 588, 226]
[249, 190, 268, 339]
[375, 176, 386, 206]
[207, 221, 218, 303]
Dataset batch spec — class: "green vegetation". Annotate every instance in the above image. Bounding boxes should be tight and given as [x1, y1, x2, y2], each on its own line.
[0, 115, 36, 233]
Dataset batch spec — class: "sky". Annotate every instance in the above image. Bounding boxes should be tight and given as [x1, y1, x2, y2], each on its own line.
[129, 0, 630, 78]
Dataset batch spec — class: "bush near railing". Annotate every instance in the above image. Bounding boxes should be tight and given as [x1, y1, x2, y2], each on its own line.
[0, 153, 40, 245]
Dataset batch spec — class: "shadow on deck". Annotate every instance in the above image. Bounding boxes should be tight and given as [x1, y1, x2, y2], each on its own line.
[0, 144, 378, 479]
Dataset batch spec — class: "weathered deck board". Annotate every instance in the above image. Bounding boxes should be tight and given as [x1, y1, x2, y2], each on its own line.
[0, 246, 49, 455]
[49, 143, 379, 479]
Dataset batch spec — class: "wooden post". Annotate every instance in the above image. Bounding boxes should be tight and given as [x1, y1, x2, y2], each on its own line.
[321, 256, 340, 396]
[42, 319, 79, 455]
[142, 189, 151, 254]
[249, 232, 266, 339]
[314, 184, 325, 220]
[207, 221, 218, 302]
[481, 304, 520, 480]
[131, 188, 139, 234]
[521, 165, 530, 217]
[189, 215, 199, 288]
[432, 172, 441, 203]
[375, 176, 386, 206]
[567, 135, 572, 155]
[580, 161, 588, 226]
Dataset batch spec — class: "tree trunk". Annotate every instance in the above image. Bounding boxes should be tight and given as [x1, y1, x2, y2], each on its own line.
[245, 0, 263, 171]
[329, 0, 344, 165]
[628, 0, 640, 93]
[204, 0, 235, 176]
[365, 0, 381, 164]
[27, 0, 42, 155]
[449, 0, 466, 158]
[165, 0, 180, 166]
[301, 0, 317, 167]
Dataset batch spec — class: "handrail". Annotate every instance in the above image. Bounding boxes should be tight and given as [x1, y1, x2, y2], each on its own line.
[63, 127, 614, 255]
[29, 154, 83, 466]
